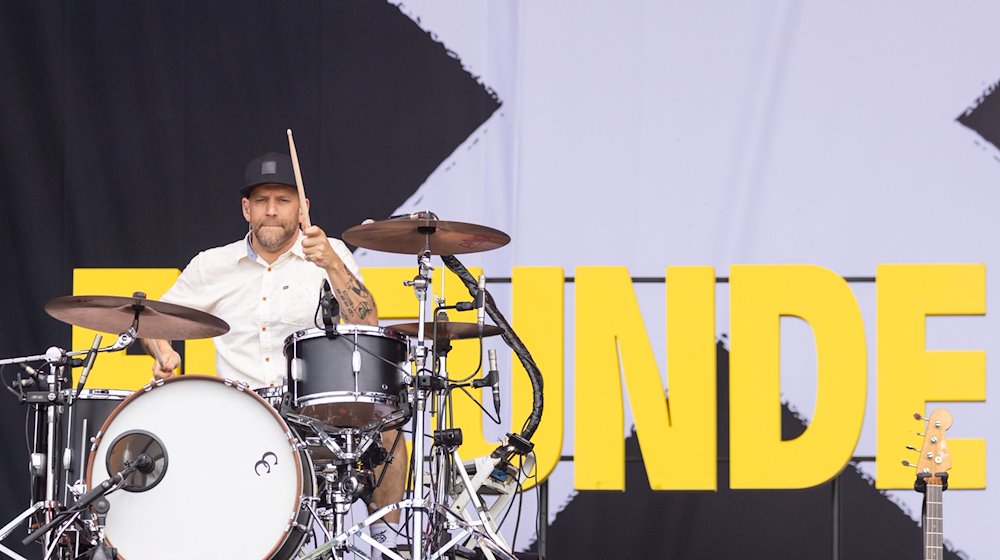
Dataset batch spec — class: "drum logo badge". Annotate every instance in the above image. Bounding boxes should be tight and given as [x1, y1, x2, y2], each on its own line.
[254, 451, 279, 476]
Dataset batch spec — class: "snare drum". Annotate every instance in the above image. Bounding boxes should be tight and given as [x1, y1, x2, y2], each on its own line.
[59, 389, 131, 502]
[285, 326, 408, 430]
[87, 376, 313, 560]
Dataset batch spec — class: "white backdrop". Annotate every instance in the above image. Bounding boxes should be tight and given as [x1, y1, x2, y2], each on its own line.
[358, 2, 1000, 556]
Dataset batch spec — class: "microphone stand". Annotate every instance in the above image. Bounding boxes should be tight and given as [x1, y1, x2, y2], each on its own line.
[0, 326, 138, 560]
[21, 456, 150, 548]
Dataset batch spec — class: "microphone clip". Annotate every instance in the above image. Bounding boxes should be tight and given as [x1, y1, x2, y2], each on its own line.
[320, 280, 339, 339]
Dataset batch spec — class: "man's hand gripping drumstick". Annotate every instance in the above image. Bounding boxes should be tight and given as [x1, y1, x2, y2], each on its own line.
[288, 129, 378, 326]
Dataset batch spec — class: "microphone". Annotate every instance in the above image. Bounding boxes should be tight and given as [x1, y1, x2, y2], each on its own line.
[75, 334, 102, 394]
[18, 364, 40, 387]
[73, 456, 145, 507]
[320, 279, 339, 336]
[488, 349, 500, 417]
[476, 275, 486, 331]
[134, 453, 155, 475]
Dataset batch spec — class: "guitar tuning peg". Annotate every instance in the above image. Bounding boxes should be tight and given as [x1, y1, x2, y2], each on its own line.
[913, 412, 924, 421]
[901, 460, 916, 468]
[905, 445, 919, 452]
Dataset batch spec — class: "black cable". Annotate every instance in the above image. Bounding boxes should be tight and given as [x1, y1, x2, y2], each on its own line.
[312, 295, 324, 331]
[457, 386, 501, 425]
[496, 474, 521, 529]
[530, 456, 542, 558]
[433, 302, 486, 384]
[441, 255, 543, 445]
[1, 364, 24, 398]
[24, 406, 32, 460]
[511, 477, 525, 552]
[374, 429, 404, 490]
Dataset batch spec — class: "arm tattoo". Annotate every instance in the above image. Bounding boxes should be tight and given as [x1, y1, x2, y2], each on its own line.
[335, 264, 376, 322]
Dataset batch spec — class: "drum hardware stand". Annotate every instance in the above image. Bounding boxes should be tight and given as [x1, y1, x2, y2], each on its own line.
[303, 341, 520, 558]
[21, 452, 151, 551]
[0, 322, 146, 560]
[315, 468, 371, 556]
[290, 415, 390, 559]
[399, 243, 436, 560]
[291, 416, 380, 464]
[0, 503, 44, 560]
[422, 347, 523, 560]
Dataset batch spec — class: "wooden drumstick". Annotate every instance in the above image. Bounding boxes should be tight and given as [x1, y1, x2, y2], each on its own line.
[148, 340, 176, 377]
[286, 128, 312, 229]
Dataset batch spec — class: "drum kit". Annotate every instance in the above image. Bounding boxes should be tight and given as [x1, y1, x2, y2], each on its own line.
[0, 213, 540, 560]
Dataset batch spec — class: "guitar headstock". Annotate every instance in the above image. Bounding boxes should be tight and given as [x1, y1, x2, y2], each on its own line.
[914, 407, 953, 485]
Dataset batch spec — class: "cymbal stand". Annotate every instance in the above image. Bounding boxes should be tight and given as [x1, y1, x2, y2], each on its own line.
[401, 244, 434, 560]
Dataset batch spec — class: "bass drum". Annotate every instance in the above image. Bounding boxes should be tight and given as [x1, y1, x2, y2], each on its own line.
[87, 376, 313, 560]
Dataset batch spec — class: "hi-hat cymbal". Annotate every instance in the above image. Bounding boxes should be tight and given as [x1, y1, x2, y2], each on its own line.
[388, 321, 503, 343]
[343, 216, 510, 255]
[45, 294, 230, 340]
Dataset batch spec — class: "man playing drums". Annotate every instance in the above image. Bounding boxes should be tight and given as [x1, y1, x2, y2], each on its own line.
[141, 152, 406, 554]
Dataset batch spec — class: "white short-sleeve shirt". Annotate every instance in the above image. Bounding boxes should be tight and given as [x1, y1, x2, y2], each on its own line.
[160, 232, 362, 389]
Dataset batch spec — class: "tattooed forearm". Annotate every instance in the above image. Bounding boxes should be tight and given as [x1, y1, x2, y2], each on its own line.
[356, 300, 373, 320]
[333, 264, 378, 325]
[347, 268, 373, 299]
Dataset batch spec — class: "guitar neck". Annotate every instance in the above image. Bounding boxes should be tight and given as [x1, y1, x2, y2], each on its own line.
[923, 482, 943, 560]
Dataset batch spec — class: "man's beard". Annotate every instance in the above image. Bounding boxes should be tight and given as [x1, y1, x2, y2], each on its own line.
[252, 220, 298, 252]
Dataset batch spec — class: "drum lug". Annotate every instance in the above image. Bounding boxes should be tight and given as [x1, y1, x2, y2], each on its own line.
[224, 378, 251, 392]
[290, 358, 305, 383]
[62, 446, 73, 472]
[29, 453, 45, 477]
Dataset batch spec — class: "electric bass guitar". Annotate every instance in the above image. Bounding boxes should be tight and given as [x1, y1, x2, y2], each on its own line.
[907, 408, 952, 560]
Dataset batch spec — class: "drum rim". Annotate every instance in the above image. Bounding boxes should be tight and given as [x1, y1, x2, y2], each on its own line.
[284, 324, 409, 346]
[295, 392, 400, 406]
[62, 388, 133, 399]
[85, 374, 308, 560]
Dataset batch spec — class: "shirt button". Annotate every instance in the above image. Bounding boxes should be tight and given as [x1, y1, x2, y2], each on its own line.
[267, 267, 272, 272]
[262, 296, 267, 301]
[265, 357, 270, 362]
[261, 326, 267, 332]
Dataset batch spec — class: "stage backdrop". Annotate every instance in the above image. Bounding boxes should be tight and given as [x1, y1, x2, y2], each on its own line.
[2, 1, 999, 558]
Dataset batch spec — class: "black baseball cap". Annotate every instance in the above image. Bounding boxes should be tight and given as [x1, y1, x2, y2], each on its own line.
[241, 152, 297, 197]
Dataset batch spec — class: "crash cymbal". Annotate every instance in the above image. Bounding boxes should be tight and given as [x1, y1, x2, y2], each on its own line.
[388, 321, 503, 342]
[45, 294, 230, 340]
[343, 216, 510, 255]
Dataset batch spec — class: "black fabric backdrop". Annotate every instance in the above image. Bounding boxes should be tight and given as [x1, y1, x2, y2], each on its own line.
[0, 2, 965, 558]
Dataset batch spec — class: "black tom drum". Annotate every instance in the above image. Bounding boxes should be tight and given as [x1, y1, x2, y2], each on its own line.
[59, 388, 131, 502]
[284, 326, 408, 430]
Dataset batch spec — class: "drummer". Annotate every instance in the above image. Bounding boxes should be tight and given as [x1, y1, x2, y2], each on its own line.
[140, 152, 406, 552]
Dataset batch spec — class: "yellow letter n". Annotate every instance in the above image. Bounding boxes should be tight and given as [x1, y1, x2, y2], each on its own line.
[575, 266, 716, 490]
